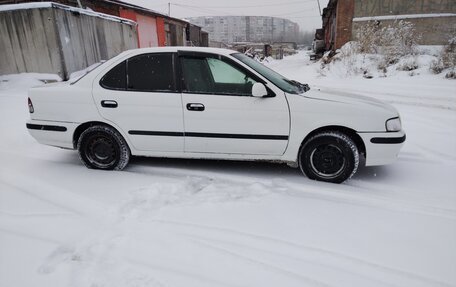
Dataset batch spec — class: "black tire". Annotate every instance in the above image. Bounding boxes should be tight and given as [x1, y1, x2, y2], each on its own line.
[77, 125, 130, 170]
[299, 131, 359, 183]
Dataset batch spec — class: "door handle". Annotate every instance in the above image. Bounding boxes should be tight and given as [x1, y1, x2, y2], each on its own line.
[101, 100, 118, 108]
[186, 103, 205, 111]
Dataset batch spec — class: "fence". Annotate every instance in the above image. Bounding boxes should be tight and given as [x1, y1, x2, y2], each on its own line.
[0, 3, 138, 80]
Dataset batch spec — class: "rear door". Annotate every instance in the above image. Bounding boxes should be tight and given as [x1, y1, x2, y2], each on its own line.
[92, 52, 184, 152]
[179, 52, 290, 155]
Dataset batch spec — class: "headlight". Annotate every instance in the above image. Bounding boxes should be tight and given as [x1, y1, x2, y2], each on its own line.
[386, 117, 401, 132]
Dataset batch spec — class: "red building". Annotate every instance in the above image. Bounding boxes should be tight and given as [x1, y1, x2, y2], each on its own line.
[320, 0, 354, 51]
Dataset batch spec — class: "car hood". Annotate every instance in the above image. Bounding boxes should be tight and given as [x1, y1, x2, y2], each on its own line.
[302, 87, 398, 117]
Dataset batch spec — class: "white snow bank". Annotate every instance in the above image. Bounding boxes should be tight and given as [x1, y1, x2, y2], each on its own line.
[0, 73, 61, 92]
[307, 44, 452, 80]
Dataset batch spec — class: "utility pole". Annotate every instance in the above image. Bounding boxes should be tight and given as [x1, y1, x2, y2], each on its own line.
[168, 2, 171, 16]
[316, 0, 322, 16]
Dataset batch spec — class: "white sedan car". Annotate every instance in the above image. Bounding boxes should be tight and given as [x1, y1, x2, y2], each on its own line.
[26, 47, 405, 183]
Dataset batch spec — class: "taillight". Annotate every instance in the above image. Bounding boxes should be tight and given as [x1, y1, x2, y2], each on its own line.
[28, 97, 34, 113]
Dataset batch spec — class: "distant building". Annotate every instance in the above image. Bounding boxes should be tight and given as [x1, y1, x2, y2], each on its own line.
[188, 16, 299, 44]
[317, 0, 456, 51]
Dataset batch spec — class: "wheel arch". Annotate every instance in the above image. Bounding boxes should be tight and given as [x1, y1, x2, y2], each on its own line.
[73, 121, 128, 149]
[299, 125, 366, 158]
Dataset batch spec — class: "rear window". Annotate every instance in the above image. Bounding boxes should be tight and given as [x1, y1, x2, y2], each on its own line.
[100, 61, 126, 90]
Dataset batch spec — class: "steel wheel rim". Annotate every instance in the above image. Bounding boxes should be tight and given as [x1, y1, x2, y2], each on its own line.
[310, 144, 346, 179]
[85, 135, 117, 168]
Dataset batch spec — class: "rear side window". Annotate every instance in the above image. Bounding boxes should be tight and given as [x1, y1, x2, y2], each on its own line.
[100, 61, 126, 90]
[127, 54, 176, 92]
[100, 53, 176, 92]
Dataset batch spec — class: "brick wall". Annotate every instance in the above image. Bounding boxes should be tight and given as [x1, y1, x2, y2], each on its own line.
[335, 0, 354, 49]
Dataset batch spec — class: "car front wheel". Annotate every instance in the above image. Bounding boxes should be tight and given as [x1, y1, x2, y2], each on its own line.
[77, 125, 130, 170]
[299, 131, 359, 183]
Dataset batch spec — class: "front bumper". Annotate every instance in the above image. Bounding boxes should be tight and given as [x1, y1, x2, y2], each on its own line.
[26, 119, 78, 149]
[358, 130, 406, 166]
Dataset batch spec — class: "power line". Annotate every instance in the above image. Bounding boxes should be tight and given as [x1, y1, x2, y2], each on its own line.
[171, 3, 320, 19]
[269, 9, 320, 17]
[172, 4, 240, 17]
[316, 0, 322, 16]
[171, 0, 316, 9]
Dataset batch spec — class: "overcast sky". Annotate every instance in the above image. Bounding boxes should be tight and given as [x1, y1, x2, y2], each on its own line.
[126, 0, 330, 32]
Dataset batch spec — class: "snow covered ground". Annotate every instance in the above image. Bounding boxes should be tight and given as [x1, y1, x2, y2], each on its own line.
[1, 51, 455, 287]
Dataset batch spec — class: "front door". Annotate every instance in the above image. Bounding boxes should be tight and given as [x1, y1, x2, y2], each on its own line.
[179, 52, 290, 155]
[92, 52, 184, 152]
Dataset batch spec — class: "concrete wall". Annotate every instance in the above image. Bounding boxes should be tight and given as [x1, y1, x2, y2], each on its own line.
[354, 0, 456, 17]
[351, 0, 456, 45]
[0, 5, 138, 79]
[0, 8, 63, 77]
[352, 16, 456, 45]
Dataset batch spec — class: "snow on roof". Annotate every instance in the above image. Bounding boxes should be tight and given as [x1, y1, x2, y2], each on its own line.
[0, 2, 52, 11]
[0, 2, 137, 26]
[353, 13, 456, 22]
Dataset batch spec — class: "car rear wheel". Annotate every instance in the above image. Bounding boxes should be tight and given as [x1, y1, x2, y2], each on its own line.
[77, 125, 130, 170]
[299, 131, 359, 183]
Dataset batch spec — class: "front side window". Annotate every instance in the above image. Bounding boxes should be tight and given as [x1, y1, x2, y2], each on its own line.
[181, 56, 257, 96]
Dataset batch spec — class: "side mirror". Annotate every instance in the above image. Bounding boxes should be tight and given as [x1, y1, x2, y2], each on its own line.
[251, 82, 268, 98]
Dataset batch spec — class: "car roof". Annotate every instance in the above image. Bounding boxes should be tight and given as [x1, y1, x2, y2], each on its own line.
[122, 46, 238, 57]
[72, 46, 242, 86]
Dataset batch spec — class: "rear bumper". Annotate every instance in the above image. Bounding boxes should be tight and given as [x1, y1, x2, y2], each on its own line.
[26, 120, 78, 149]
[358, 131, 406, 166]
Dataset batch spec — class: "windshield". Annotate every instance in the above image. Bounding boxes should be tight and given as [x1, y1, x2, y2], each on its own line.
[232, 53, 303, 94]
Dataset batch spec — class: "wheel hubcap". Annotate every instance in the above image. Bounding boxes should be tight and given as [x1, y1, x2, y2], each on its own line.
[86, 135, 117, 168]
[310, 144, 346, 178]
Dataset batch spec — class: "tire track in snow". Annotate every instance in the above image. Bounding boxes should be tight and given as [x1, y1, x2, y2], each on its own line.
[153, 220, 454, 287]
[281, 183, 456, 220]
[189, 237, 334, 287]
[0, 227, 63, 245]
[0, 180, 82, 216]
[0, 171, 111, 219]
[0, 210, 74, 218]
[413, 143, 456, 162]
[128, 164, 456, 220]
[126, 257, 247, 287]
[183, 233, 401, 287]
